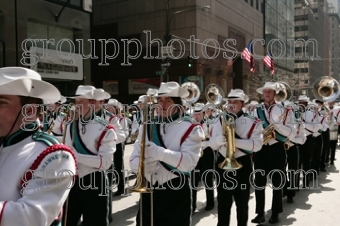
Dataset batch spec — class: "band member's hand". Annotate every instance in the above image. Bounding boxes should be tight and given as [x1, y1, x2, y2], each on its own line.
[215, 135, 227, 146]
[144, 157, 160, 173]
[145, 141, 165, 161]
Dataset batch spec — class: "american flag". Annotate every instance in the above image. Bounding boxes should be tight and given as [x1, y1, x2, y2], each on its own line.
[241, 41, 255, 73]
[263, 52, 275, 75]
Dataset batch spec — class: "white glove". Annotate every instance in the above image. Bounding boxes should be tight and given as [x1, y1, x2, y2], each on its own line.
[215, 135, 227, 146]
[144, 157, 160, 174]
[145, 141, 165, 161]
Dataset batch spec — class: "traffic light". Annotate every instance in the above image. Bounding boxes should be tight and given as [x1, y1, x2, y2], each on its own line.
[187, 56, 193, 67]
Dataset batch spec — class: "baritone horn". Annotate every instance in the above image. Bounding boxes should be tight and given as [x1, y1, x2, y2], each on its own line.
[274, 82, 292, 102]
[312, 76, 340, 102]
[181, 82, 200, 104]
[218, 115, 242, 170]
[205, 83, 225, 105]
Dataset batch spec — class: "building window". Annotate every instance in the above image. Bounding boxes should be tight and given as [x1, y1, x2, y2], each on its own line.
[251, 0, 253, 7]
[245, 0, 248, 2]
[256, 0, 259, 10]
[27, 20, 75, 52]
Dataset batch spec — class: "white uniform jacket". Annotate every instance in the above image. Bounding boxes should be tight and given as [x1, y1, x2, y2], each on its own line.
[288, 109, 307, 146]
[119, 116, 130, 139]
[300, 109, 321, 136]
[129, 115, 205, 185]
[254, 103, 297, 146]
[210, 112, 263, 159]
[65, 116, 117, 178]
[97, 109, 126, 144]
[0, 122, 76, 226]
[131, 111, 143, 135]
[312, 111, 328, 137]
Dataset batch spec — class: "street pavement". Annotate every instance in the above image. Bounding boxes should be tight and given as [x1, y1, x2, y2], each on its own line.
[109, 144, 340, 226]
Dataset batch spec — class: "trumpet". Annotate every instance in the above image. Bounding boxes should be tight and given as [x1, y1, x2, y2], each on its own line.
[218, 114, 242, 170]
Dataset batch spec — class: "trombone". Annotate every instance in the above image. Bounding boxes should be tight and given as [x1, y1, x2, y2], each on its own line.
[129, 93, 154, 226]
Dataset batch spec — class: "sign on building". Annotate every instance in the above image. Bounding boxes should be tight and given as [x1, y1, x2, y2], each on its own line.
[30, 47, 83, 80]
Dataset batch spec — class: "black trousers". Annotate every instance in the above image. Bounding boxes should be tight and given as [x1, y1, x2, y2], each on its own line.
[329, 140, 337, 163]
[284, 144, 299, 198]
[65, 172, 109, 226]
[311, 134, 324, 173]
[136, 177, 191, 226]
[114, 142, 125, 193]
[320, 129, 330, 169]
[298, 135, 314, 186]
[216, 155, 252, 226]
[191, 147, 215, 209]
[253, 142, 286, 215]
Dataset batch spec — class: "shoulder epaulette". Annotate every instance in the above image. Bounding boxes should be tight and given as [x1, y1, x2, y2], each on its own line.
[94, 116, 109, 126]
[243, 113, 258, 121]
[32, 131, 60, 146]
[181, 115, 195, 123]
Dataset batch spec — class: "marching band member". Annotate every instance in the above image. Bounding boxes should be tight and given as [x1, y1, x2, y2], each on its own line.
[64, 85, 117, 226]
[297, 97, 322, 187]
[190, 102, 217, 212]
[107, 99, 130, 196]
[328, 101, 339, 165]
[282, 100, 306, 203]
[252, 82, 297, 224]
[129, 82, 205, 226]
[0, 67, 76, 225]
[216, 89, 263, 226]
[312, 100, 329, 173]
[92, 89, 126, 223]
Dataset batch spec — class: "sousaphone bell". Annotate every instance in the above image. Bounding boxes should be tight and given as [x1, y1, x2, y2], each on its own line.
[312, 76, 340, 102]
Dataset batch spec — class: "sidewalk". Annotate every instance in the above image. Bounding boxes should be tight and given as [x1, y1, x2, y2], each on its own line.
[111, 144, 340, 226]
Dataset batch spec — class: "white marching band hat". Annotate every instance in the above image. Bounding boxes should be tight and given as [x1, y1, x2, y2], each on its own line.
[57, 95, 67, 104]
[223, 89, 249, 103]
[93, 88, 111, 101]
[0, 67, 61, 104]
[187, 102, 205, 114]
[69, 85, 96, 99]
[133, 95, 147, 104]
[156, 82, 189, 98]
[298, 95, 309, 102]
[107, 98, 123, 110]
[256, 82, 280, 94]
[249, 100, 259, 105]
